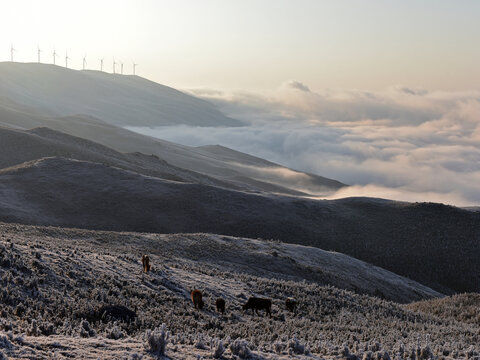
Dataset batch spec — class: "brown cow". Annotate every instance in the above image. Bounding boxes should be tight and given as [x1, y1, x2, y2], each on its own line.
[216, 298, 226, 314]
[242, 297, 271, 317]
[191, 289, 204, 310]
[141, 255, 151, 273]
[285, 297, 297, 313]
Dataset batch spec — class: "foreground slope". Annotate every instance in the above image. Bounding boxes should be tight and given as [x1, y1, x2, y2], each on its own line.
[0, 157, 478, 295]
[0, 62, 242, 127]
[0, 223, 477, 359]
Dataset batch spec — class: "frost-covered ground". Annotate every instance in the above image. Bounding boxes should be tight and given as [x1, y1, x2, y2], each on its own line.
[0, 222, 478, 359]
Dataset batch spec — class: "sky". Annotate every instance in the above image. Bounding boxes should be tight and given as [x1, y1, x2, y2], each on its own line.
[1, 0, 479, 92]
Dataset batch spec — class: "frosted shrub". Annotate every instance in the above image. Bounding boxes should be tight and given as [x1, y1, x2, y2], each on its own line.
[28, 319, 39, 336]
[230, 339, 253, 359]
[0, 319, 12, 331]
[374, 351, 391, 360]
[195, 334, 208, 350]
[0, 335, 13, 350]
[144, 324, 169, 357]
[288, 336, 305, 355]
[213, 339, 226, 359]
[273, 341, 285, 354]
[105, 324, 126, 340]
[363, 351, 373, 360]
[79, 320, 96, 338]
[419, 346, 434, 360]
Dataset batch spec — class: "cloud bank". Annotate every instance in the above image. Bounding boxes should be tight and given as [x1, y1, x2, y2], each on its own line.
[128, 83, 480, 206]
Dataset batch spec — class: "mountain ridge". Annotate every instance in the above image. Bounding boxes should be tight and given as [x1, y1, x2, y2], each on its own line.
[0, 62, 243, 127]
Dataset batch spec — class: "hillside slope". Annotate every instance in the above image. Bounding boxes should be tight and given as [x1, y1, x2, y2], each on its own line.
[0, 157, 478, 295]
[0, 125, 245, 190]
[0, 223, 476, 359]
[0, 106, 345, 195]
[407, 293, 480, 324]
[0, 62, 242, 127]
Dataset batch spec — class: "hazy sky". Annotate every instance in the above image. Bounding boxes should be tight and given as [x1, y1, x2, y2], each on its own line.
[1, 0, 479, 92]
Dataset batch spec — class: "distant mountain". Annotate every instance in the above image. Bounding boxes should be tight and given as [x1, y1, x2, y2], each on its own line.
[0, 62, 243, 127]
[0, 157, 477, 295]
[0, 125, 243, 190]
[0, 106, 345, 195]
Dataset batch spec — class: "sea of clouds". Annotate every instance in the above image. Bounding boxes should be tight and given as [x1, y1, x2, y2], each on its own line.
[128, 81, 480, 206]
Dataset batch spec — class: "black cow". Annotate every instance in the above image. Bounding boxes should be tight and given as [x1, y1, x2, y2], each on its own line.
[216, 298, 226, 314]
[242, 297, 272, 317]
[285, 297, 297, 313]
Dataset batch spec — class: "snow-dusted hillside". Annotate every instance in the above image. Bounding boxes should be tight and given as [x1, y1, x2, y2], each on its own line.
[0, 222, 477, 359]
[0, 107, 345, 196]
[0, 62, 242, 127]
[0, 157, 478, 296]
[0, 126, 242, 190]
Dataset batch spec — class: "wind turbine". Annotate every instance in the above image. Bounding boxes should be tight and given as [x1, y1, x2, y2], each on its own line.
[113, 58, 117, 74]
[53, 49, 58, 65]
[37, 46, 42, 63]
[120, 61, 124, 75]
[83, 54, 87, 70]
[65, 51, 70, 68]
[100, 58, 104, 71]
[133, 62, 138, 75]
[10, 44, 15, 62]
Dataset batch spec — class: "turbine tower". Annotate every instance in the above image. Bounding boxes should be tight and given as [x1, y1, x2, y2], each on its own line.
[53, 49, 58, 65]
[10, 44, 15, 62]
[113, 58, 117, 74]
[120, 62, 124, 75]
[133, 62, 138, 75]
[37, 46, 42, 63]
[65, 51, 70, 69]
[83, 55, 87, 70]
[100, 58, 104, 71]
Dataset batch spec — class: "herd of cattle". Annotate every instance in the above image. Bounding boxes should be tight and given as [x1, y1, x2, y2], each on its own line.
[191, 289, 297, 317]
[141, 255, 297, 317]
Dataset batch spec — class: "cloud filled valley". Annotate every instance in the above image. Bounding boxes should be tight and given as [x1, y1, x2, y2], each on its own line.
[129, 83, 480, 206]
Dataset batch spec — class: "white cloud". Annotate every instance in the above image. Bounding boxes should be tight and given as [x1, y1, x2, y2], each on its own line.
[130, 83, 480, 206]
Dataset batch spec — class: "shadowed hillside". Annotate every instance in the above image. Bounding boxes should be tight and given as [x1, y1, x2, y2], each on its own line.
[0, 157, 478, 295]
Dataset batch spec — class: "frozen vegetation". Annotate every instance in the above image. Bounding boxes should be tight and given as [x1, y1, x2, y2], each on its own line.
[0, 222, 478, 359]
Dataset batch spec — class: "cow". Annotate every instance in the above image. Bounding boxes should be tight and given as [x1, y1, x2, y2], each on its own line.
[141, 255, 151, 273]
[285, 297, 297, 313]
[242, 297, 271, 317]
[216, 298, 226, 314]
[191, 289, 204, 310]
